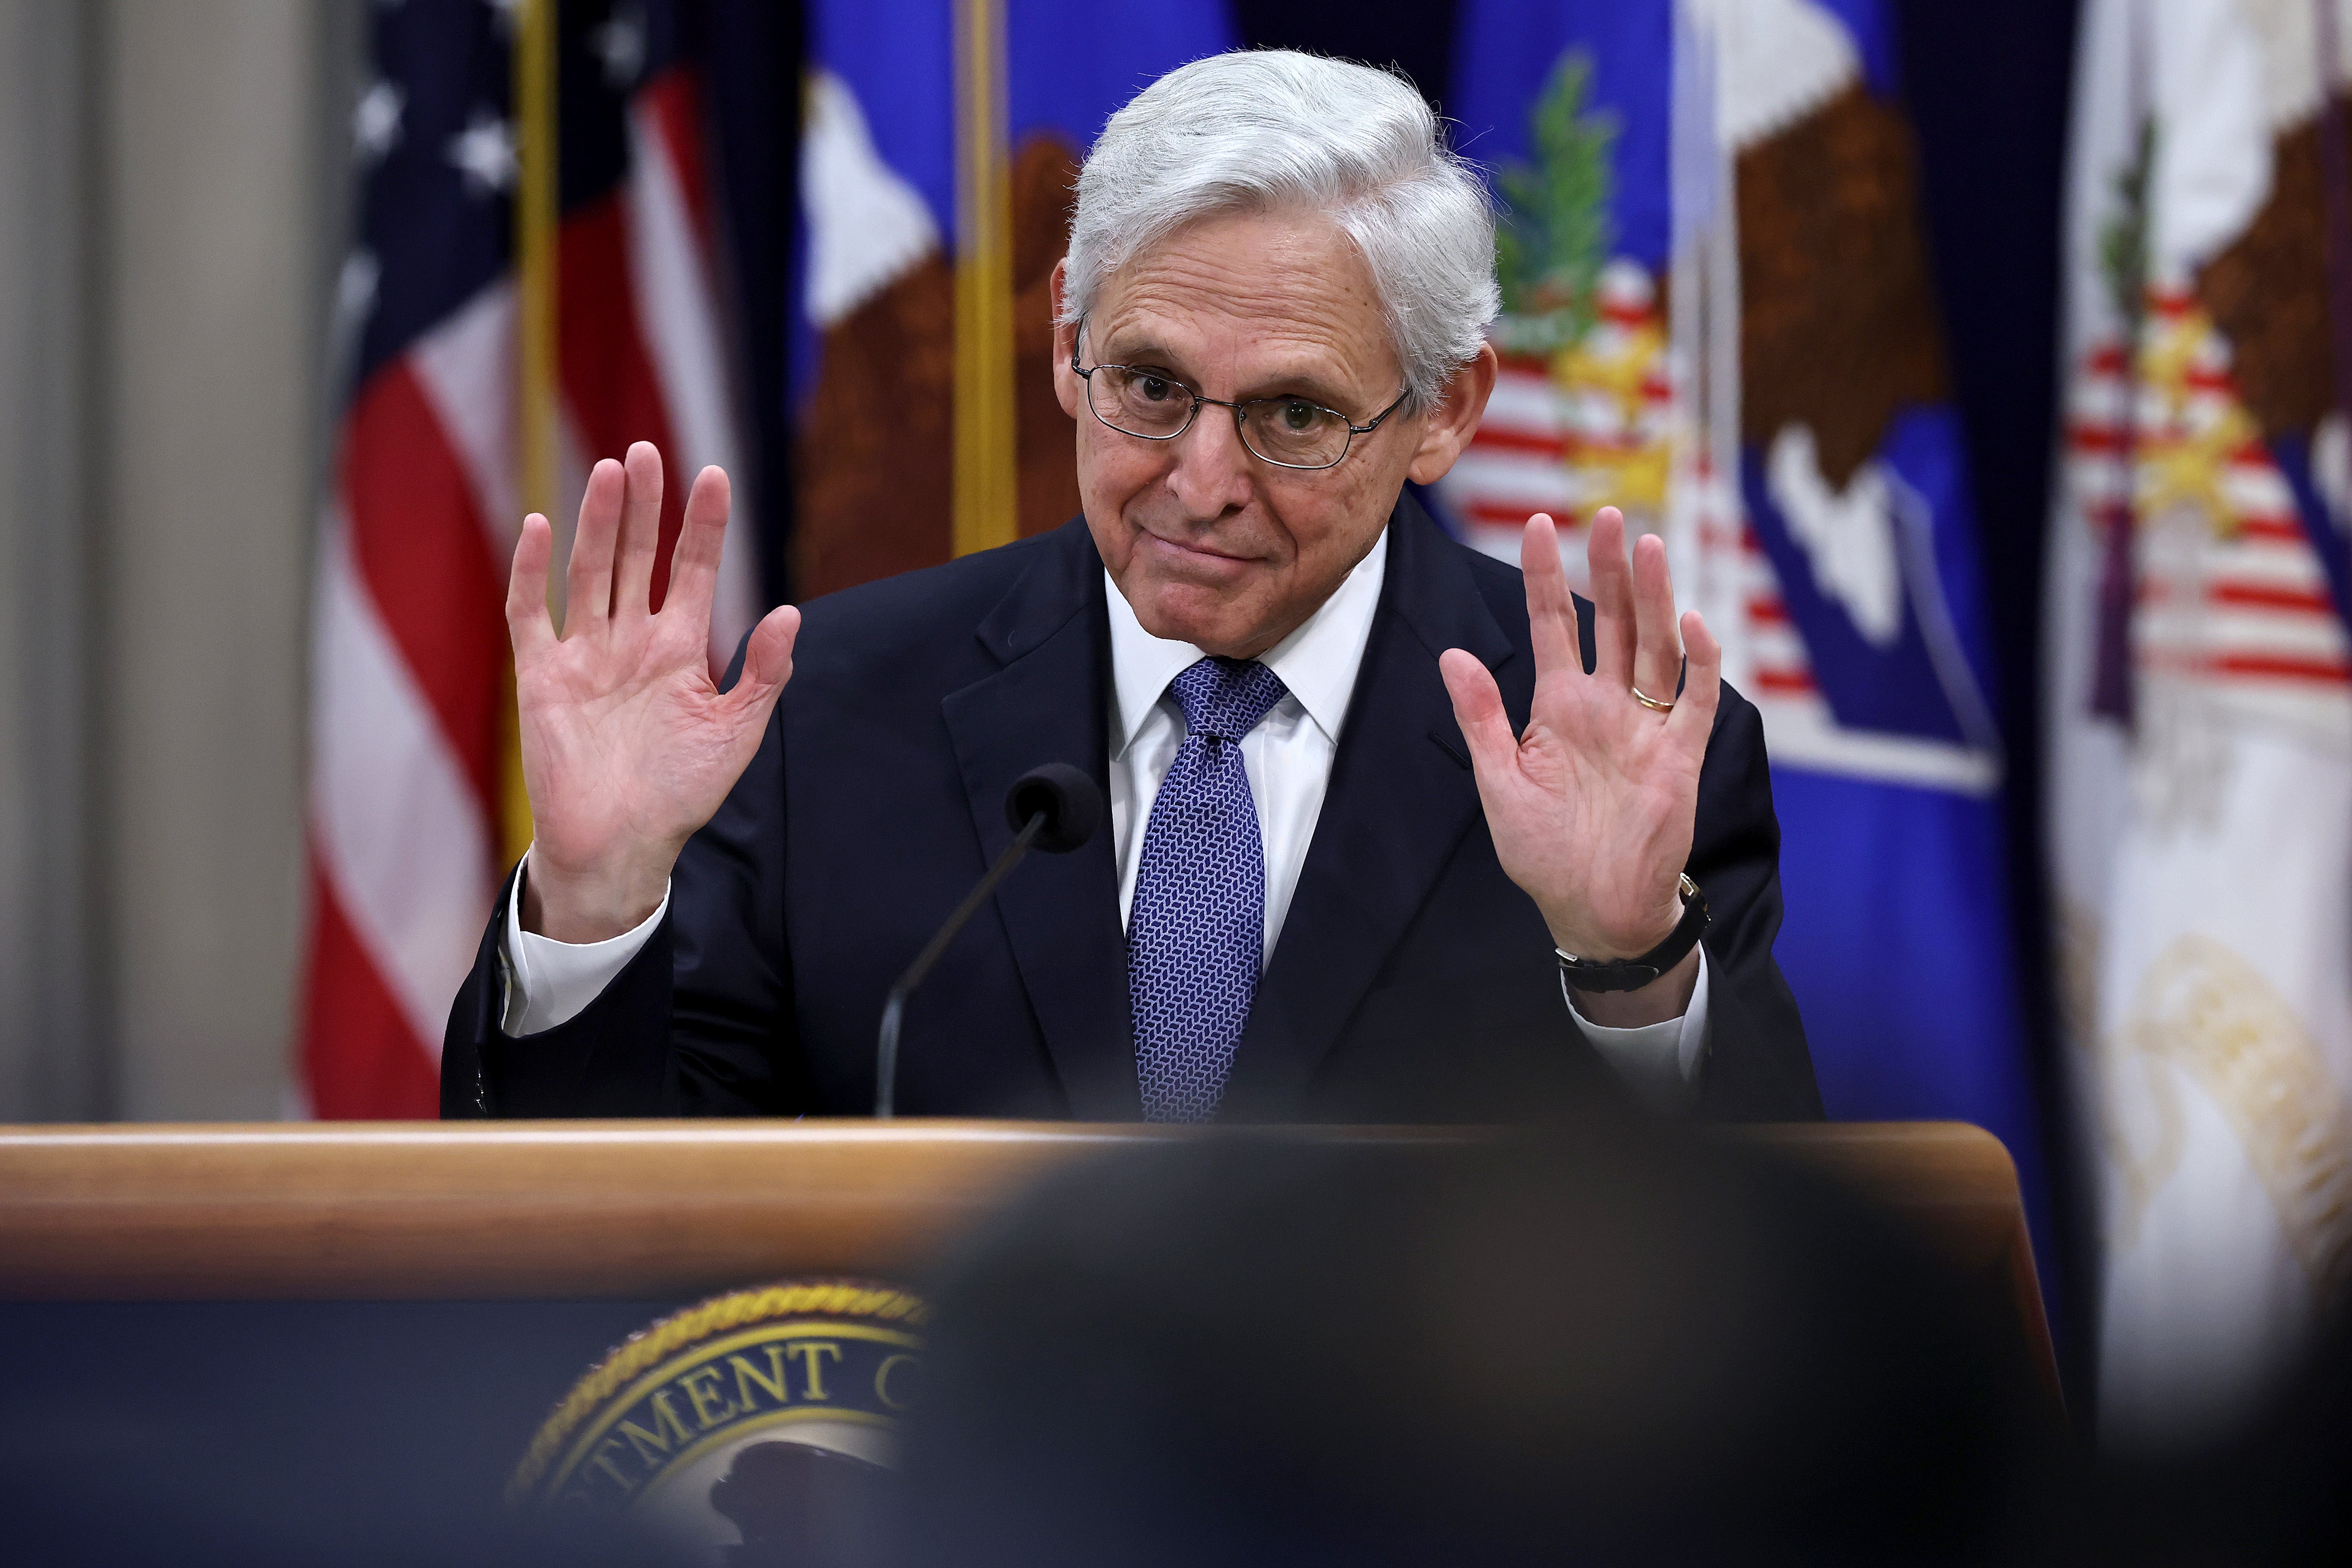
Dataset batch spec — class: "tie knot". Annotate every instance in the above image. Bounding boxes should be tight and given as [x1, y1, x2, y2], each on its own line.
[1169, 657, 1288, 743]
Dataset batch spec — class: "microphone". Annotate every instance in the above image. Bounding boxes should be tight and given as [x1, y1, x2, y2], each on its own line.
[874, 763, 1104, 1117]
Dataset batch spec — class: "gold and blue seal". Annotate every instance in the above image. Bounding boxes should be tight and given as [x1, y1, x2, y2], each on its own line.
[510, 1279, 924, 1557]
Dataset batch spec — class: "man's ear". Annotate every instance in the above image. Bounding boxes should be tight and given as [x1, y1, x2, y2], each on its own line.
[1406, 341, 1498, 485]
[1049, 261, 1083, 423]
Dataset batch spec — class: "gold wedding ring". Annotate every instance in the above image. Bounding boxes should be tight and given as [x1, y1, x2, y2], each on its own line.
[1631, 685, 1675, 714]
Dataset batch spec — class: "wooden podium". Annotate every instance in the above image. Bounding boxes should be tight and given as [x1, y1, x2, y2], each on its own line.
[0, 1118, 2052, 1389]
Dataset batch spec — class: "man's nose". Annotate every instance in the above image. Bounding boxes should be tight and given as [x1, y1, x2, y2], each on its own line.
[1164, 405, 1256, 518]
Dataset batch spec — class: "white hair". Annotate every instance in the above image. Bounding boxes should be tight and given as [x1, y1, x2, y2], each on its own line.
[1060, 50, 1498, 407]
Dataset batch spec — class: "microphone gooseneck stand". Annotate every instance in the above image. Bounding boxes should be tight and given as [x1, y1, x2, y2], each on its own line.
[874, 762, 1102, 1118]
[874, 812, 1045, 1118]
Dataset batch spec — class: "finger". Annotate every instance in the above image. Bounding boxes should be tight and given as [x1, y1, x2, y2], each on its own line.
[1584, 506, 1638, 683]
[661, 465, 731, 627]
[1629, 530, 1685, 704]
[613, 440, 665, 620]
[1519, 513, 1584, 681]
[507, 512, 557, 659]
[565, 459, 626, 628]
[721, 604, 802, 715]
[1667, 609, 1722, 747]
[1438, 647, 1522, 779]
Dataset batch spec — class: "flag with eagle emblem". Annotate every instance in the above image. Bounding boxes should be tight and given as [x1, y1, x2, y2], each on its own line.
[2051, 0, 2352, 1445]
[1449, 0, 2049, 1286]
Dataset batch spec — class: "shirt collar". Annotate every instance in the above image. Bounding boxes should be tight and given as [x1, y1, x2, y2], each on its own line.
[1105, 526, 1389, 756]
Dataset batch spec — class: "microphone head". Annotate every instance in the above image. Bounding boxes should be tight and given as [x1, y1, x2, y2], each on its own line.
[1005, 763, 1104, 854]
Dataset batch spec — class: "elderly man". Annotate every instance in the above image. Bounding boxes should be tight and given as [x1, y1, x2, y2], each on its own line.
[442, 51, 1817, 1122]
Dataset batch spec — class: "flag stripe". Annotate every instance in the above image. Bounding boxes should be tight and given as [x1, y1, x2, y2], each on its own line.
[341, 360, 509, 814]
[300, 849, 442, 1119]
[311, 513, 495, 1061]
[410, 283, 522, 562]
[640, 69, 716, 246]
[559, 191, 688, 612]
[626, 84, 758, 660]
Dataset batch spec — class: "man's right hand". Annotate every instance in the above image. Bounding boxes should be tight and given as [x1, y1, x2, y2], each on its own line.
[508, 441, 801, 943]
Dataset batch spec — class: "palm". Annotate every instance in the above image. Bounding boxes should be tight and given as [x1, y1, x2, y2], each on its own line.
[508, 445, 799, 940]
[519, 607, 752, 868]
[1439, 508, 1718, 961]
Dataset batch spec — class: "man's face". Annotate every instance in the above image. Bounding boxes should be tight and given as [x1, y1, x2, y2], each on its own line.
[1052, 210, 1494, 658]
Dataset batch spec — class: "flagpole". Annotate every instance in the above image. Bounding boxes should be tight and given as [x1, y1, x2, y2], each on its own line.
[953, 0, 1018, 557]
[506, 0, 559, 869]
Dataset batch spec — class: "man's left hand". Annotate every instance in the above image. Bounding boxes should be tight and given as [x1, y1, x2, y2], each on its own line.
[1438, 507, 1719, 1027]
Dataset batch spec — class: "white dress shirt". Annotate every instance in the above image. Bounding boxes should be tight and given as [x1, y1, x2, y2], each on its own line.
[501, 528, 1710, 1108]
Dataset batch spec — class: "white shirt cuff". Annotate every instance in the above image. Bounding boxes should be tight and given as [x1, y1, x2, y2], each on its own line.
[497, 848, 670, 1037]
[1563, 948, 1711, 1113]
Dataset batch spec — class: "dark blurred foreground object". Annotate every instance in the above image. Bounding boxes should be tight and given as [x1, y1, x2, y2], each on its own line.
[2072, 1305, 2352, 1567]
[904, 1116, 2071, 1567]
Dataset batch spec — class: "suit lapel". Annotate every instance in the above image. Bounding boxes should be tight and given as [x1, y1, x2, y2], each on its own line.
[939, 522, 1141, 1121]
[1219, 500, 1519, 1119]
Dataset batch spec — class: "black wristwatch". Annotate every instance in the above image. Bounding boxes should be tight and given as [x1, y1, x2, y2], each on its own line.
[1555, 875, 1709, 994]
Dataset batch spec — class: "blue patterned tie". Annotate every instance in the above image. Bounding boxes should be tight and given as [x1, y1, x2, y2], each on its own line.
[1129, 656, 1291, 1122]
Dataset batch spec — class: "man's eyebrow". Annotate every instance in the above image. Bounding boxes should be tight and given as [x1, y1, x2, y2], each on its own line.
[1097, 336, 1183, 371]
[1249, 372, 1356, 409]
[1229, 367, 1364, 413]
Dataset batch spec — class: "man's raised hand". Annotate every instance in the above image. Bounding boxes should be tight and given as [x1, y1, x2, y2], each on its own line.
[1437, 507, 1720, 1025]
[508, 441, 801, 942]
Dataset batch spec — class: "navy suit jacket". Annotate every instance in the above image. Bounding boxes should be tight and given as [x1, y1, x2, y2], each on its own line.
[442, 498, 1819, 1122]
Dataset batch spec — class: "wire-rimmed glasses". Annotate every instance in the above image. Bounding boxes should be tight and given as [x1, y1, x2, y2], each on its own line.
[1069, 323, 1409, 471]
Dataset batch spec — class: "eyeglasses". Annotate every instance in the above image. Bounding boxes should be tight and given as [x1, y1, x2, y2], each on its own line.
[1069, 321, 1410, 472]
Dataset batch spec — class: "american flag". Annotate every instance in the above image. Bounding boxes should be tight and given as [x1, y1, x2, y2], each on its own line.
[300, 0, 757, 1116]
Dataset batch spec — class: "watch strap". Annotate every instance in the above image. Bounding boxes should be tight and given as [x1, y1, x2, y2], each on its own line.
[1556, 875, 1710, 994]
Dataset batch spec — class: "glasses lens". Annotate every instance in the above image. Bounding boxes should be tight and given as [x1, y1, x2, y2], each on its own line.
[1090, 366, 1193, 438]
[1240, 398, 1348, 468]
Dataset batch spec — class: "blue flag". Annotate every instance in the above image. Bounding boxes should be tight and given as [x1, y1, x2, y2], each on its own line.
[1445, 0, 2053, 1301]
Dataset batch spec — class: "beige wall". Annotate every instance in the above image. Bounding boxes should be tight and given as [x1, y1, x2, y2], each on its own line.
[0, 2, 358, 1119]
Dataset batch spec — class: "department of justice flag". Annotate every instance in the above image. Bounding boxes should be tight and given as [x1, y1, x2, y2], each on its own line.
[1447, 0, 2052, 1296]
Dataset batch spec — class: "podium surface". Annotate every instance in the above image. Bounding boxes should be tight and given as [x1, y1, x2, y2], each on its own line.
[0, 1120, 2050, 1387]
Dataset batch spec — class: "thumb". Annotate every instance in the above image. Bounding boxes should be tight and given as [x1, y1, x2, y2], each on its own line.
[1438, 648, 1520, 778]
[723, 604, 801, 716]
